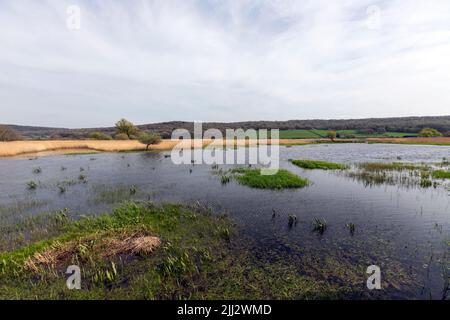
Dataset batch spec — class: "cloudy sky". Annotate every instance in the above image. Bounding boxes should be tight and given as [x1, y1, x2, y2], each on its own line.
[1, 0, 450, 128]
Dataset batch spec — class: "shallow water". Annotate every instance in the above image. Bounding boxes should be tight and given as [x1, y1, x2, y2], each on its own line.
[0, 143, 449, 299]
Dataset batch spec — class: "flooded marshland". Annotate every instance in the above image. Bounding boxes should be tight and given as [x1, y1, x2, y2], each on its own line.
[0, 144, 449, 299]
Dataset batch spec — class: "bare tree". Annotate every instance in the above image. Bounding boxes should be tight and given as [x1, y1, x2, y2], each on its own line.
[0, 125, 22, 141]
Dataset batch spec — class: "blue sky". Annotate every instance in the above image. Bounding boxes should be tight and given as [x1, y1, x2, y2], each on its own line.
[1, 0, 450, 128]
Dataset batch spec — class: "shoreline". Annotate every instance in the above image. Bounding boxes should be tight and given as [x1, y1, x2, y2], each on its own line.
[1, 137, 449, 158]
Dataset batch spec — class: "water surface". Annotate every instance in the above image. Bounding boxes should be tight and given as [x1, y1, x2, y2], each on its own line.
[1, 144, 449, 299]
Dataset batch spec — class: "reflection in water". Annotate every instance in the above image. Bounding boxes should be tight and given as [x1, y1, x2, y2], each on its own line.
[0, 144, 449, 299]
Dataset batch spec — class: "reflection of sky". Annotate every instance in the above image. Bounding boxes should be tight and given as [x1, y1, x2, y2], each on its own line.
[0, 144, 449, 298]
[1, 0, 450, 127]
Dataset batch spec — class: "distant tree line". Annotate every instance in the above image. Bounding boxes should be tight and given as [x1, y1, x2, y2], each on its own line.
[4, 116, 450, 140]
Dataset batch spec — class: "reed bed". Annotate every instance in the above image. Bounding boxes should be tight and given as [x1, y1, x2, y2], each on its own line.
[0, 139, 212, 157]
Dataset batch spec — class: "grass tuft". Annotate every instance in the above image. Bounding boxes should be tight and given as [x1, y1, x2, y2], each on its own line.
[431, 170, 450, 179]
[357, 162, 428, 172]
[291, 159, 348, 170]
[230, 168, 309, 190]
[312, 218, 327, 235]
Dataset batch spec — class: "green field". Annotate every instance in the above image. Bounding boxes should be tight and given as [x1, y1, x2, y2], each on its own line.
[277, 130, 418, 139]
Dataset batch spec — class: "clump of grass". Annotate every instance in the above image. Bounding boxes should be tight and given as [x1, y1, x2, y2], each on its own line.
[230, 168, 309, 190]
[32, 167, 42, 174]
[312, 218, 327, 235]
[420, 178, 433, 188]
[358, 162, 428, 172]
[347, 171, 394, 186]
[288, 215, 297, 228]
[91, 185, 137, 204]
[291, 160, 348, 170]
[431, 170, 450, 179]
[58, 185, 66, 194]
[346, 223, 356, 236]
[26, 181, 38, 190]
[441, 158, 449, 166]
[220, 175, 231, 185]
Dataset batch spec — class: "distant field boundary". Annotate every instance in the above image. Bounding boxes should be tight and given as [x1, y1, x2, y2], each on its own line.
[1, 137, 449, 157]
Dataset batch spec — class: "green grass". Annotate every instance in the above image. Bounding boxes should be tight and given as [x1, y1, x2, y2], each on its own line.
[0, 201, 358, 300]
[347, 171, 395, 187]
[278, 130, 418, 140]
[230, 168, 309, 190]
[432, 170, 450, 179]
[291, 159, 348, 170]
[64, 151, 100, 156]
[357, 162, 429, 172]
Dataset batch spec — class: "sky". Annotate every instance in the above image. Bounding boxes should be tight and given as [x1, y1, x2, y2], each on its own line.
[1, 0, 450, 128]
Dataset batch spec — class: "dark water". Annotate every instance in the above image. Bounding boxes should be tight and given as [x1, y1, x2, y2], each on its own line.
[0, 144, 449, 299]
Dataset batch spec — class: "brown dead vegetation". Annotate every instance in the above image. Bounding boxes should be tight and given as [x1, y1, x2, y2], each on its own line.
[25, 230, 161, 273]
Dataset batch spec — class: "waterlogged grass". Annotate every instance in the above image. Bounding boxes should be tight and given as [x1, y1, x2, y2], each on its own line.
[90, 184, 139, 204]
[291, 159, 348, 170]
[357, 162, 429, 172]
[0, 209, 71, 251]
[432, 170, 450, 179]
[345, 161, 446, 189]
[0, 201, 356, 299]
[231, 168, 309, 190]
[0, 199, 48, 220]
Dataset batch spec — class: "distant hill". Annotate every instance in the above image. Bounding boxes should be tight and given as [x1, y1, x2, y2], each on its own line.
[4, 115, 450, 140]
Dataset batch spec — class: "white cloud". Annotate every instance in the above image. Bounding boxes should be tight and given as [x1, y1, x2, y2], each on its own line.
[0, 0, 450, 127]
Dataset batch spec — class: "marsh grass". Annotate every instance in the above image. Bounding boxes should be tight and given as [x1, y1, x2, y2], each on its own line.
[312, 218, 327, 235]
[91, 184, 139, 204]
[0, 199, 48, 220]
[345, 161, 447, 189]
[0, 201, 420, 299]
[419, 178, 433, 188]
[432, 170, 450, 179]
[0, 209, 70, 251]
[27, 181, 38, 190]
[346, 223, 356, 236]
[288, 215, 298, 228]
[291, 159, 348, 170]
[357, 162, 429, 172]
[230, 168, 309, 190]
[220, 175, 231, 185]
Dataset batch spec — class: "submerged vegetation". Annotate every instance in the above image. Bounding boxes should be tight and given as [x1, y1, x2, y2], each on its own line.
[357, 162, 429, 172]
[230, 168, 309, 190]
[0, 201, 365, 299]
[291, 159, 348, 170]
[26, 181, 39, 190]
[345, 161, 449, 189]
[312, 218, 327, 235]
[90, 184, 139, 204]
